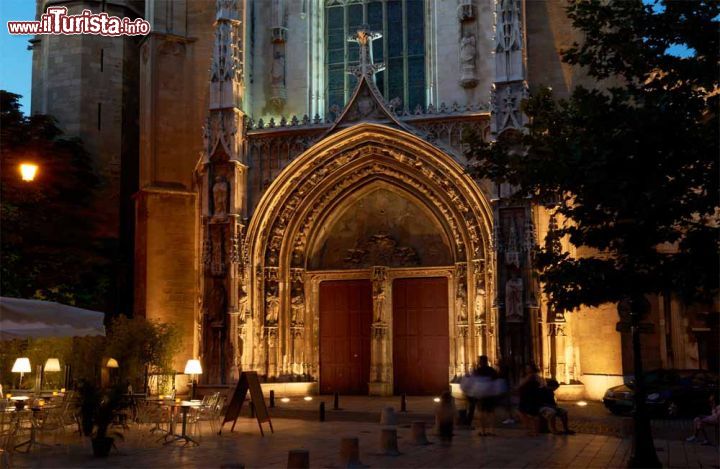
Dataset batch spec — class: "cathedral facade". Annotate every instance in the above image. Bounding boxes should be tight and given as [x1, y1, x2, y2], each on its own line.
[133, 0, 620, 398]
[31, 0, 717, 399]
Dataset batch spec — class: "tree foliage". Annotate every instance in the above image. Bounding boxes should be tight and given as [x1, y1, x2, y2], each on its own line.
[466, 0, 718, 312]
[1, 91, 113, 309]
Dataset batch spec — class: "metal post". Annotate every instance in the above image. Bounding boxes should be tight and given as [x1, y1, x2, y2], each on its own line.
[333, 392, 340, 410]
[319, 401, 325, 422]
[400, 393, 407, 412]
[269, 390, 275, 408]
[628, 307, 661, 468]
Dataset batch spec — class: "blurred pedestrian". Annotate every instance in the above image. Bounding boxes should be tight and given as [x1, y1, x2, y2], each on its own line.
[686, 392, 720, 445]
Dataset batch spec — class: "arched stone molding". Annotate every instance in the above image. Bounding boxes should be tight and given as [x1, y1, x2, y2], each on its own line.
[245, 123, 494, 381]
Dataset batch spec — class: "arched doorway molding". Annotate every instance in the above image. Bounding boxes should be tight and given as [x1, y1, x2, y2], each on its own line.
[244, 123, 496, 387]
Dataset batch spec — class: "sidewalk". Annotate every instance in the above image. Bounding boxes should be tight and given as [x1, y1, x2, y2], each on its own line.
[13, 417, 719, 468]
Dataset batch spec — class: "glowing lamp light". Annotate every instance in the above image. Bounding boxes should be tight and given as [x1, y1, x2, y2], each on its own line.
[303, 396, 313, 401]
[12, 358, 31, 374]
[106, 358, 119, 368]
[184, 359, 203, 375]
[19, 163, 38, 181]
[433, 397, 441, 403]
[44, 358, 61, 372]
[280, 397, 290, 403]
[576, 400, 588, 407]
[12, 358, 31, 388]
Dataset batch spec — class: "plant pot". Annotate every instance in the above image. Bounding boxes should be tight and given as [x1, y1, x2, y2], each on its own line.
[91, 437, 114, 457]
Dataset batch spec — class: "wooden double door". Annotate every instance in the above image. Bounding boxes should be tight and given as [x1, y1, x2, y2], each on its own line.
[319, 277, 449, 395]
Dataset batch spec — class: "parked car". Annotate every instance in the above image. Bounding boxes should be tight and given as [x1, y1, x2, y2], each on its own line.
[603, 369, 718, 417]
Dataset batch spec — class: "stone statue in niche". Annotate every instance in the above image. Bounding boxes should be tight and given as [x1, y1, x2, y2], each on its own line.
[202, 280, 227, 383]
[372, 267, 387, 323]
[290, 291, 304, 325]
[210, 228, 226, 277]
[505, 270, 523, 322]
[265, 294, 280, 324]
[269, 48, 286, 108]
[457, 278, 468, 322]
[212, 176, 229, 217]
[459, 32, 478, 88]
[504, 221, 521, 268]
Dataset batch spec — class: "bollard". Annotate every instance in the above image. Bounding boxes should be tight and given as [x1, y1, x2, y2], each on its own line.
[269, 390, 275, 408]
[249, 401, 255, 418]
[400, 393, 407, 412]
[340, 437, 363, 468]
[319, 401, 326, 422]
[333, 392, 340, 410]
[411, 421, 431, 445]
[435, 392, 455, 444]
[380, 406, 397, 425]
[379, 427, 401, 456]
[287, 449, 309, 469]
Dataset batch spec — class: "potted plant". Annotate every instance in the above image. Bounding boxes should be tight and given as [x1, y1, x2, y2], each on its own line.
[77, 381, 129, 457]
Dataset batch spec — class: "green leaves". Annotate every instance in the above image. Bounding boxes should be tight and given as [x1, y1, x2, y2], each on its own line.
[466, 0, 719, 311]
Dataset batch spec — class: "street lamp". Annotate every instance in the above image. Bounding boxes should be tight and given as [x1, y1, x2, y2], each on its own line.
[618, 296, 661, 468]
[19, 163, 38, 181]
[12, 358, 31, 388]
[184, 359, 202, 400]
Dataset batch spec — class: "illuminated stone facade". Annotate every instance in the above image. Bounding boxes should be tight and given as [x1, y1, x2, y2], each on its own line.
[125, 0, 714, 398]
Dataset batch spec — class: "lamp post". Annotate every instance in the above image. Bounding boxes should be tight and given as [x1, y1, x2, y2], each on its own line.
[618, 297, 661, 468]
[12, 358, 31, 388]
[184, 359, 203, 400]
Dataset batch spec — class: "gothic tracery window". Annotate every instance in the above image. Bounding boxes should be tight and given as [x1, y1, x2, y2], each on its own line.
[326, 0, 426, 113]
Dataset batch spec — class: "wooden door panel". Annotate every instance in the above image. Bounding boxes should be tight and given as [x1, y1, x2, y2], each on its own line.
[319, 280, 372, 394]
[393, 277, 449, 395]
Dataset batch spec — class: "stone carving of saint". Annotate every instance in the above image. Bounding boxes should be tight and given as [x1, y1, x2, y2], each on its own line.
[212, 176, 229, 217]
[265, 294, 280, 324]
[457, 280, 468, 322]
[372, 268, 387, 323]
[270, 50, 285, 87]
[459, 32, 478, 87]
[505, 272, 523, 322]
[290, 291, 304, 324]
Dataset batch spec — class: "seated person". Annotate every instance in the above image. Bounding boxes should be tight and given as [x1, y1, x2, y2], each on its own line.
[538, 379, 575, 435]
[687, 392, 720, 445]
[517, 364, 542, 435]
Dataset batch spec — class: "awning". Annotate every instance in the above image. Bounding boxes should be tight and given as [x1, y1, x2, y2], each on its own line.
[0, 297, 105, 339]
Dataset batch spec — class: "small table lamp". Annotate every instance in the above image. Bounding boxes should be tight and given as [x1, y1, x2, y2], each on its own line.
[184, 359, 202, 400]
[12, 358, 31, 388]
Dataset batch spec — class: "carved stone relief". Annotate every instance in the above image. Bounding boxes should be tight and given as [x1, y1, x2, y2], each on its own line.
[455, 263, 468, 323]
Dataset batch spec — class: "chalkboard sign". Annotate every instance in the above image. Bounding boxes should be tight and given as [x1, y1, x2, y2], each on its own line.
[218, 371, 273, 436]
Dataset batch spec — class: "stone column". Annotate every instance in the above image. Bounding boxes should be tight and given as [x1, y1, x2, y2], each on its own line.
[264, 266, 280, 378]
[369, 267, 392, 396]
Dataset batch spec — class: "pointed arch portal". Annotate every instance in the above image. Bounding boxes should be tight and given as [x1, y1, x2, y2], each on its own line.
[241, 123, 495, 394]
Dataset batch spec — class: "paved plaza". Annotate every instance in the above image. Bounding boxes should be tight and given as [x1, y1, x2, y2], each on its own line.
[11, 397, 719, 468]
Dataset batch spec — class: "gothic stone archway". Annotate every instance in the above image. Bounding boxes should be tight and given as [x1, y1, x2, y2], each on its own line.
[242, 123, 494, 395]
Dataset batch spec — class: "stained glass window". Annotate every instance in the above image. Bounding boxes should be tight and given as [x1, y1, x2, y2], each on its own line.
[325, 0, 426, 113]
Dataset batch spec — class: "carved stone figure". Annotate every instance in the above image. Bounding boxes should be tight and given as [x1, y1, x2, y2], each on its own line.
[269, 48, 286, 107]
[212, 176, 229, 216]
[505, 272, 523, 322]
[372, 267, 387, 323]
[210, 228, 226, 277]
[459, 32, 478, 88]
[290, 292, 304, 324]
[265, 294, 280, 324]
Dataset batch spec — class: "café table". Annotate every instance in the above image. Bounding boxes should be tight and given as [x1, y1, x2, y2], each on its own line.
[158, 400, 202, 446]
[10, 405, 57, 452]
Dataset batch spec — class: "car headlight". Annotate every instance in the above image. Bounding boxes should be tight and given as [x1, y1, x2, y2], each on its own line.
[647, 393, 660, 401]
[605, 391, 615, 398]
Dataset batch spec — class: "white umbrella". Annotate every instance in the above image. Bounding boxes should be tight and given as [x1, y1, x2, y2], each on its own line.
[0, 297, 105, 339]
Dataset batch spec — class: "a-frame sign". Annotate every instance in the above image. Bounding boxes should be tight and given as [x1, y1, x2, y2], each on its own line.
[218, 371, 274, 436]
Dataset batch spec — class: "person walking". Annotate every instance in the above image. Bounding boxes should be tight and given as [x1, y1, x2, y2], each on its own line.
[474, 355, 499, 436]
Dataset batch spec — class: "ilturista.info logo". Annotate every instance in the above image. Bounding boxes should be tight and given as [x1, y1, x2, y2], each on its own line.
[7, 7, 150, 36]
